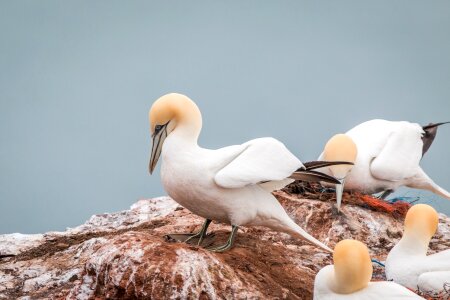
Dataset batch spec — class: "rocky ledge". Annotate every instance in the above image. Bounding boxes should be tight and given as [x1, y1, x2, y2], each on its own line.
[0, 185, 449, 299]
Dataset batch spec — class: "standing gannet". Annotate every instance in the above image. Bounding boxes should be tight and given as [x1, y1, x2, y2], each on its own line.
[148, 93, 347, 252]
[324, 119, 450, 200]
[385, 204, 450, 295]
[317, 134, 357, 212]
[314, 239, 424, 299]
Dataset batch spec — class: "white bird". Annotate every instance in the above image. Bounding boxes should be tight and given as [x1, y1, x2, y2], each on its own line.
[314, 239, 424, 299]
[385, 204, 450, 296]
[318, 134, 357, 212]
[321, 119, 450, 201]
[148, 93, 347, 252]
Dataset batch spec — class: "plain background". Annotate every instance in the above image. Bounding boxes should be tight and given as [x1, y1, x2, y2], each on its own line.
[1, 1, 449, 234]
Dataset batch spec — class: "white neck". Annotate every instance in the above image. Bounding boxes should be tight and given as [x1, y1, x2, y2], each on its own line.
[172, 121, 201, 145]
[171, 99, 203, 145]
[325, 265, 367, 294]
[394, 233, 430, 256]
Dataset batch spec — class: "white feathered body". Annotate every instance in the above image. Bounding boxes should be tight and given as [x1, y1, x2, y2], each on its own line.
[161, 131, 300, 229]
[150, 93, 333, 252]
[319, 119, 450, 199]
[344, 119, 423, 193]
[386, 242, 450, 292]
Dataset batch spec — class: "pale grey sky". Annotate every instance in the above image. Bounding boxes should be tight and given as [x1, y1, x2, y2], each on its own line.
[1, 1, 449, 233]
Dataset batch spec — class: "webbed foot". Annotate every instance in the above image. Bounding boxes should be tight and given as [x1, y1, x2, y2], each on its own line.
[164, 219, 213, 246]
[205, 225, 239, 252]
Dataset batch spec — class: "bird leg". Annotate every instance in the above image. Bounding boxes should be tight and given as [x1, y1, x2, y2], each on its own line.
[206, 225, 239, 252]
[185, 219, 212, 245]
[378, 189, 394, 200]
[165, 219, 213, 246]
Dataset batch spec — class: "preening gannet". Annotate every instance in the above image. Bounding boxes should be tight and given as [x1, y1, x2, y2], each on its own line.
[323, 119, 450, 200]
[314, 239, 424, 299]
[148, 93, 347, 252]
[385, 204, 450, 295]
[318, 134, 357, 212]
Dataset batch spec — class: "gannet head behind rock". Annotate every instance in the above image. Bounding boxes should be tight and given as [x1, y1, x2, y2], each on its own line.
[148, 93, 202, 173]
[322, 134, 357, 212]
[332, 239, 372, 294]
[404, 204, 439, 248]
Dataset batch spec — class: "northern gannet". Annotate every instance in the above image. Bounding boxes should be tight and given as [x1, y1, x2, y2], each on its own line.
[320, 119, 450, 200]
[148, 93, 346, 252]
[314, 239, 424, 299]
[385, 204, 450, 295]
[318, 134, 357, 212]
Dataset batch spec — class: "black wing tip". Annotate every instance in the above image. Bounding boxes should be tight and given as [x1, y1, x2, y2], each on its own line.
[422, 121, 449, 156]
[290, 170, 341, 184]
[302, 160, 354, 171]
[422, 121, 450, 130]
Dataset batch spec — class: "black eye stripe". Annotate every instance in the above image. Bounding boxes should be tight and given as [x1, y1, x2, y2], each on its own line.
[154, 121, 170, 135]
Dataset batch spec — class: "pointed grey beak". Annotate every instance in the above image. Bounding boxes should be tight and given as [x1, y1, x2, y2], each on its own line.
[335, 178, 345, 213]
[149, 123, 169, 174]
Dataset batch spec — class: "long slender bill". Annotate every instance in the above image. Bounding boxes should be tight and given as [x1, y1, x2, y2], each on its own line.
[335, 178, 345, 213]
[149, 125, 168, 174]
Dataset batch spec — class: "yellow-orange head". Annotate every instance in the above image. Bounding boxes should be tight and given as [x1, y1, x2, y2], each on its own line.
[404, 204, 439, 241]
[333, 239, 373, 294]
[148, 93, 202, 173]
[323, 134, 357, 179]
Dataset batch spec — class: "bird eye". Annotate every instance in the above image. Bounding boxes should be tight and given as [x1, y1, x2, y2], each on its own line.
[155, 125, 162, 132]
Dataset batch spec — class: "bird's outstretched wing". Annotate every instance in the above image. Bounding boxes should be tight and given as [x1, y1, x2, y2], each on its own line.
[370, 123, 423, 181]
[214, 138, 302, 188]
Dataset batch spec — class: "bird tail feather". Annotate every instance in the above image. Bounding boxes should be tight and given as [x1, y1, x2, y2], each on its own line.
[406, 168, 450, 200]
[282, 217, 333, 253]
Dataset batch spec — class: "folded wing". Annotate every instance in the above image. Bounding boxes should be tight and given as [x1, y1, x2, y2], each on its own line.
[214, 138, 303, 189]
[370, 123, 423, 181]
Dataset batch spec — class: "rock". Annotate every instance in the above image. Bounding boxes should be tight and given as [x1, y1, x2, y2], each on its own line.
[0, 191, 449, 299]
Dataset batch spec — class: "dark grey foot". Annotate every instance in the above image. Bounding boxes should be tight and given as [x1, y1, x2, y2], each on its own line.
[164, 219, 213, 246]
[206, 225, 239, 253]
[164, 233, 198, 243]
[378, 189, 394, 200]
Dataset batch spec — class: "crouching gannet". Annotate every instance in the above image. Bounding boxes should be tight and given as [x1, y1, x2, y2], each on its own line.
[386, 204, 450, 295]
[323, 119, 450, 200]
[317, 134, 357, 212]
[314, 239, 424, 299]
[148, 93, 348, 252]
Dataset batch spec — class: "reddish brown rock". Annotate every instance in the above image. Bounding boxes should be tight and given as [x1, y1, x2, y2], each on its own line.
[1, 190, 449, 299]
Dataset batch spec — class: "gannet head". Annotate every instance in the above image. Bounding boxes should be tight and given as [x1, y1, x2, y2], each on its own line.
[323, 134, 357, 212]
[332, 239, 372, 294]
[323, 134, 357, 178]
[404, 204, 438, 244]
[148, 93, 202, 174]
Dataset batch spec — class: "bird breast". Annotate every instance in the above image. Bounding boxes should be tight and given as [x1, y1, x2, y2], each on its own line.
[159, 140, 238, 223]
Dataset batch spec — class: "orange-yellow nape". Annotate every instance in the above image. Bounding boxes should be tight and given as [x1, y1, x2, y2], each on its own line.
[149, 93, 202, 135]
[333, 239, 372, 294]
[404, 204, 439, 239]
[323, 134, 357, 178]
